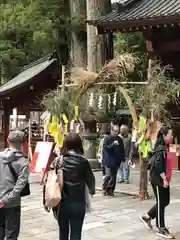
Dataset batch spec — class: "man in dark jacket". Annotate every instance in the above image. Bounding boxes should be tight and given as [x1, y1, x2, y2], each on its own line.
[102, 124, 125, 196]
[0, 130, 29, 240]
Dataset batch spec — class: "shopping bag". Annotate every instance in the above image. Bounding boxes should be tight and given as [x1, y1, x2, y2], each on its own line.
[45, 169, 61, 208]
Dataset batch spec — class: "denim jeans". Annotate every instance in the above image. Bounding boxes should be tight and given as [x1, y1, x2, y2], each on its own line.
[0, 206, 21, 240]
[58, 201, 85, 240]
[117, 159, 130, 181]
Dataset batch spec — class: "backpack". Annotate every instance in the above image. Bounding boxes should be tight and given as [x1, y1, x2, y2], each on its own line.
[8, 162, 30, 197]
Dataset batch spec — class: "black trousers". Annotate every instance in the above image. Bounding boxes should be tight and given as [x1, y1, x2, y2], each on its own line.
[102, 166, 118, 194]
[58, 201, 85, 240]
[0, 206, 21, 240]
[102, 165, 105, 176]
[148, 184, 170, 228]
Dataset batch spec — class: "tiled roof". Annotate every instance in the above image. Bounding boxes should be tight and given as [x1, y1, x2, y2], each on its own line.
[88, 0, 180, 31]
[0, 58, 57, 95]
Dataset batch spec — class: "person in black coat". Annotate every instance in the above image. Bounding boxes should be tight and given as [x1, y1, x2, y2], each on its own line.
[102, 124, 125, 196]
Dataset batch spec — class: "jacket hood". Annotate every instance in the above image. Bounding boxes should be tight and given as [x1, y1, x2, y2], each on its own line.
[0, 148, 24, 164]
[153, 145, 166, 153]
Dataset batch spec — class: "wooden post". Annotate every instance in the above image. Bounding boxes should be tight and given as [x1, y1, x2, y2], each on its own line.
[13, 108, 18, 129]
[3, 100, 11, 148]
[28, 118, 33, 161]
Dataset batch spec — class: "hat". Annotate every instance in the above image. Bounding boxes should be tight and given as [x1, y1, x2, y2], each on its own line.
[8, 130, 25, 143]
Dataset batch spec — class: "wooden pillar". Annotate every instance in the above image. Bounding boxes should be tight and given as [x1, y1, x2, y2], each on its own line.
[3, 100, 11, 148]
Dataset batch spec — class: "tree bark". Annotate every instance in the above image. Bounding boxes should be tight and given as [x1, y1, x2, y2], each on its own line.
[86, 0, 111, 72]
[84, 0, 111, 167]
[69, 0, 87, 67]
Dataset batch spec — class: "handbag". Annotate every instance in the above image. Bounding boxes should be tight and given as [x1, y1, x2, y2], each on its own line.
[45, 168, 62, 208]
[8, 162, 30, 197]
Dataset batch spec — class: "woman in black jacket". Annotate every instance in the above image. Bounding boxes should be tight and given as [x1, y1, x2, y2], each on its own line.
[45, 133, 95, 240]
[140, 126, 174, 239]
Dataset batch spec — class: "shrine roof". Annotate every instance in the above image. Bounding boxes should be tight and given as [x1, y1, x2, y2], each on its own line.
[0, 56, 57, 95]
[88, 0, 180, 33]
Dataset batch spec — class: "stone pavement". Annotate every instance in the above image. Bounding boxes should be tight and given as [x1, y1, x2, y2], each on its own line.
[20, 171, 180, 240]
[94, 167, 180, 198]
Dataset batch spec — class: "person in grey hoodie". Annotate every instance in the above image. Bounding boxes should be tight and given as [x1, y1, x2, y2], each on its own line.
[0, 130, 29, 240]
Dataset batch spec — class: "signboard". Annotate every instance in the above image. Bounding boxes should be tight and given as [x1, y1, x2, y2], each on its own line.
[169, 144, 180, 170]
[29, 141, 54, 184]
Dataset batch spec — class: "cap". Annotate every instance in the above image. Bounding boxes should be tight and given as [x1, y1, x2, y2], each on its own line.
[8, 130, 25, 143]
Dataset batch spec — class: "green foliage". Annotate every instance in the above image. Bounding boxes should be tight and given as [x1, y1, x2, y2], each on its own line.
[129, 62, 180, 120]
[114, 33, 180, 120]
[0, 0, 70, 81]
[114, 32, 148, 81]
[113, 32, 180, 122]
[42, 88, 78, 118]
[114, 32, 146, 55]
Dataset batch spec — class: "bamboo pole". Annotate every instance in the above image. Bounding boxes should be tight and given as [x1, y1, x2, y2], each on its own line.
[139, 58, 152, 200]
[58, 81, 149, 88]
[60, 65, 65, 96]
[144, 59, 152, 108]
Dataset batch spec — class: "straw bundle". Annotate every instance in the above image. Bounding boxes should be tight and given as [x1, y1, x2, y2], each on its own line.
[71, 67, 97, 86]
[70, 53, 138, 98]
[99, 53, 137, 82]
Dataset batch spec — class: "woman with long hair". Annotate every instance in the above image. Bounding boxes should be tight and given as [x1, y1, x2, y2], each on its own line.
[45, 133, 95, 240]
[140, 126, 174, 239]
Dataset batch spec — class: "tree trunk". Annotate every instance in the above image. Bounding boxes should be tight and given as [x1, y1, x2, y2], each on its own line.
[85, 0, 111, 168]
[86, 0, 111, 72]
[69, 0, 87, 67]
